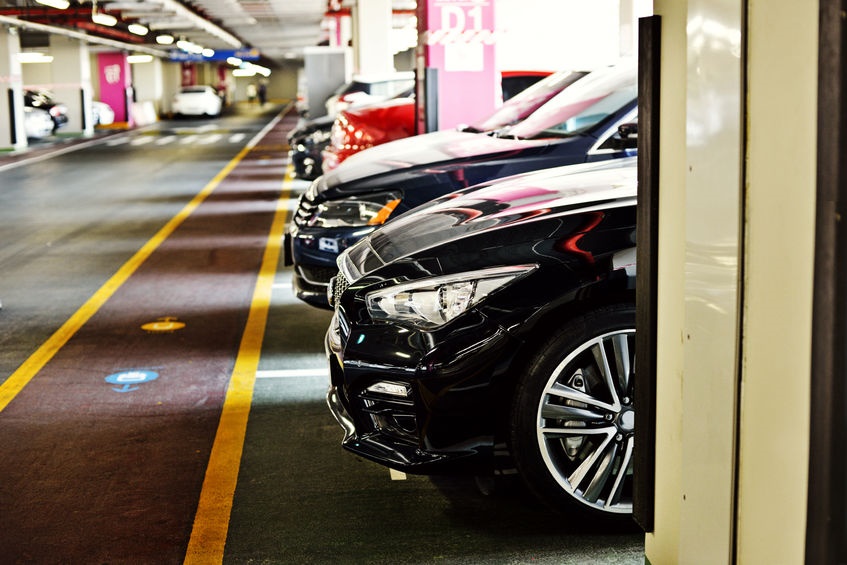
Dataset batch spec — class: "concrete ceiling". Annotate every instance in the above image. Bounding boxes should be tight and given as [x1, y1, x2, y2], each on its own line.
[0, 0, 417, 67]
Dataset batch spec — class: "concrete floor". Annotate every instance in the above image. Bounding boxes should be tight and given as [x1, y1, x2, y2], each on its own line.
[0, 103, 644, 564]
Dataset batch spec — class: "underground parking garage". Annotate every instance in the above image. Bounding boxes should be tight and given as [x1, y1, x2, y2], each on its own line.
[0, 1, 837, 564]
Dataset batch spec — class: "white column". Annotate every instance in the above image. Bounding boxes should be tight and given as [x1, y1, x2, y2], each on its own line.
[0, 26, 26, 150]
[352, 0, 394, 75]
[49, 34, 93, 135]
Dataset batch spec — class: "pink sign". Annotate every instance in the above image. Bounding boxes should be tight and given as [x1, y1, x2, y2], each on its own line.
[97, 52, 131, 124]
[418, 0, 497, 131]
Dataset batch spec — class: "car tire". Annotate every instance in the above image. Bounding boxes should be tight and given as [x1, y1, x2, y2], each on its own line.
[510, 303, 636, 522]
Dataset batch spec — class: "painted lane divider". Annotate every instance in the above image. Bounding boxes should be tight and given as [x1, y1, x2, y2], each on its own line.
[105, 369, 159, 393]
[183, 109, 296, 564]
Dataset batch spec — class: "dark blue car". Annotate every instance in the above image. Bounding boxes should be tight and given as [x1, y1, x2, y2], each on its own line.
[284, 62, 638, 308]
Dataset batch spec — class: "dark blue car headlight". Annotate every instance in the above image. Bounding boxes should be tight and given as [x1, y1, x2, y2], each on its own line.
[307, 191, 402, 229]
[365, 265, 537, 330]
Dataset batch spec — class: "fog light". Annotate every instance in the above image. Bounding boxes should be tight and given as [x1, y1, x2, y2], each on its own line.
[366, 381, 410, 397]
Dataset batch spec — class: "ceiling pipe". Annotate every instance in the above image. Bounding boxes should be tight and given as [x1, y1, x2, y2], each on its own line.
[0, 14, 167, 56]
[156, 0, 241, 47]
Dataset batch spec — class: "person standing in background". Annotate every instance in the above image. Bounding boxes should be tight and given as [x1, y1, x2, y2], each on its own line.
[258, 81, 268, 106]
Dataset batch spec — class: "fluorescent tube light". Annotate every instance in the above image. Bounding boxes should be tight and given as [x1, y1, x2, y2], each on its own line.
[35, 0, 70, 9]
[92, 12, 118, 26]
[127, 54, 153, 63]
[17, 52, 54, 63]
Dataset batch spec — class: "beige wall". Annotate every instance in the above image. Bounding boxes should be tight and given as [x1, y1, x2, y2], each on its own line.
[736, 0, 816, 561]
[646, 0, 816, 563]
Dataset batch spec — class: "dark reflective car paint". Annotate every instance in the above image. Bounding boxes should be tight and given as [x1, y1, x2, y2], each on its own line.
[320, 71, 562, 173]
[287, 64, 638, 308]
[325, 159, 638, 474]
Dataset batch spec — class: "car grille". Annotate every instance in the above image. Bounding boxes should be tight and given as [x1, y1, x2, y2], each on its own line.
[298, 265, 337, 285]
[328, 272, 350, 308]
[293, 193, 317, 228]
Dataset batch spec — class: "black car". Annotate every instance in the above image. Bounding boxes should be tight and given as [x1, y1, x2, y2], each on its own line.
[285, 63, 637, 309]
[287, 113, 336, 180]
[325, 158, 637, 520]
[24, 89, 69, 132]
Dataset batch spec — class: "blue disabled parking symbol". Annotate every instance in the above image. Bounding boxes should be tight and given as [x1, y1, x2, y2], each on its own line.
[105, 369, 159, 393]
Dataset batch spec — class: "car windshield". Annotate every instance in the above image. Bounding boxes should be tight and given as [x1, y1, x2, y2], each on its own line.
[181, 87, 210, 94]
[469, 70, 587, 132]
[500, 62, 637, 140]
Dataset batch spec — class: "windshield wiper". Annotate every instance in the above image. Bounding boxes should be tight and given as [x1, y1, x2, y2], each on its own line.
[489, 128, 523, 140]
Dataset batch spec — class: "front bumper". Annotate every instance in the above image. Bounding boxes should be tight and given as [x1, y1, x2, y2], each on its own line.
[324, 306, 523, 475]
[284, 224, 377, 309]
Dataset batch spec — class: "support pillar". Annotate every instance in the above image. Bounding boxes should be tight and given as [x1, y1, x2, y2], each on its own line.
[97, 52, 132, 126]
[0, 26, 25, 150]
[416, 0, 497, 131]
[50, 35, 93, 135]
[352, 0, 393, 75]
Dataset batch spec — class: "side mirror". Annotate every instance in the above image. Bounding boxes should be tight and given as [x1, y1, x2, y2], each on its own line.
[597, 122, 639, 152]
[618, 122, 638, 139]
[610, 122, 638, 150]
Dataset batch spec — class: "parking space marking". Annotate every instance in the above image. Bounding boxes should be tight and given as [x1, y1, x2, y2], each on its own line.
[184, 115, 295, 564]
[255, 368, 327, 379]
[198, 134, 223, 145]
[155, 136, 177, 146]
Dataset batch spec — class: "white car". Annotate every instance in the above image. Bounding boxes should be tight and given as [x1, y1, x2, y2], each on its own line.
[172, 85, 223, 118]
[91, 101, 115, 126]
[24, 107, 54, 139]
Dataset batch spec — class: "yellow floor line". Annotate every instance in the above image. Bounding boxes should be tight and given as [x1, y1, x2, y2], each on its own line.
[183, 164, 295, 565]
[0, 144, 253, 414]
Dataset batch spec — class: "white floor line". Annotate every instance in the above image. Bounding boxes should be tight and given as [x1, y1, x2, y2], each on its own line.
[199, 134, 223, 145]
[256, 368, 328, 379]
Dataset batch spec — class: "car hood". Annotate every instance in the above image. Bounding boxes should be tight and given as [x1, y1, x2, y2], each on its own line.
[322, 129, 552, 190]
[341, 157, 638, 279]
[343, 96, 414, 121]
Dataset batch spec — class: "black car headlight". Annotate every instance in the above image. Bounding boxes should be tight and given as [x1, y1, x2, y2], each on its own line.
[365, 265, 537, 330]
[307, 192, 402, 228]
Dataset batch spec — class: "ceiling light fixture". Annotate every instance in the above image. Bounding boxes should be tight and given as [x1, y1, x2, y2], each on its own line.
[155, 34, 174, 45]
[127, 54, 153, 63]
[16, 52, 54, 63]
[35, 0, 70, 9]
[92, 12, 118, 26]
[128, 23, 148, 36]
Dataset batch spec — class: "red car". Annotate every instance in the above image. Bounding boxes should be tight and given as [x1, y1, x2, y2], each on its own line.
[321, 71, 557, 173]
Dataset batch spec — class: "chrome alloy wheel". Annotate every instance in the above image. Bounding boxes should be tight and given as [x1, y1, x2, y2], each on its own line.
[535, 329, 635, 514]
